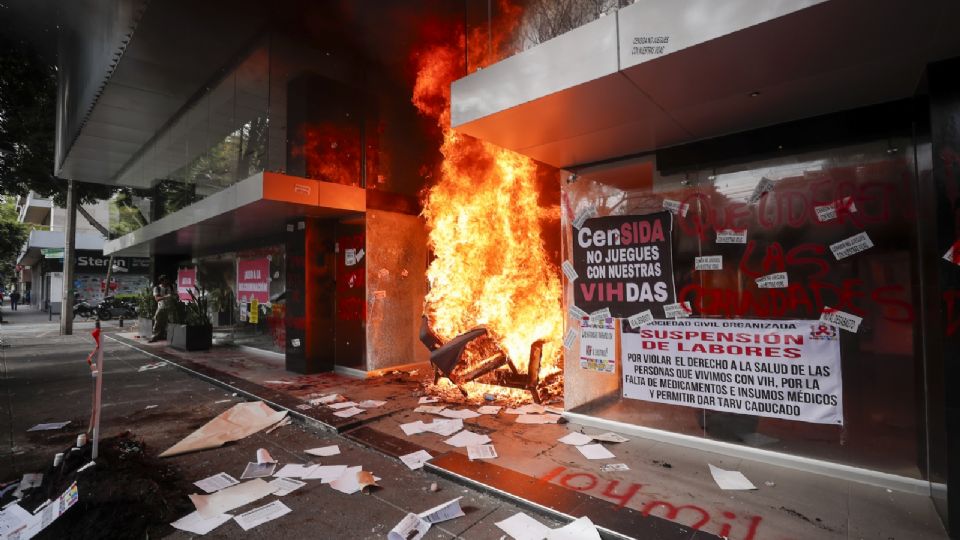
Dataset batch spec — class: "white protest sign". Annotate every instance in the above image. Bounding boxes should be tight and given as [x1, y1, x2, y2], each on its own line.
[580, 318, 616, 373]
[622, 318, 843, 425]
[830, 232, 873, 260]
[695, 255, 723, 271]
[715, 229, 747, 244]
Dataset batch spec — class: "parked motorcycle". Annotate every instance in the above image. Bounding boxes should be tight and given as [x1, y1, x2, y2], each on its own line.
[95, 296, 137, 321]
[72, 295, 97, 320]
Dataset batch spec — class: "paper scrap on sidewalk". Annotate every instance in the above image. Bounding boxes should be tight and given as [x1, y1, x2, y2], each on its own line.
[295, 404, 313, 411]
[444, 430, 491, 448]
[327, 401, 359, 410]
[415, 405, 446, 414]
[268, 477, 305, 496]
[27, 421, 70, 432]
[505, 404, 545, 415]
[421, 419, 463, 436]
[516, 414, 561, 424]
[436, 409, 481, 419]
[389, 513, 430, 540]
[189, 478, 277, 518]
[576, 444, 615, 460]
[399, 450, 433, 470]
[592, 432, 629, 443]
[496, 512, 551, 540]
[171, 511, 233, 535]
[241, 462, 276, 479]
[418, 396, 439, 404]
[467, 444, 498, 460]
[138, 361, 167, 372]
[558, 432, 593, 446]
[477, 406, 501, 415]
[333, 407, 365, 418]
[547, 516, 601, 540]
[145, 404, 159, 409]
[419, 497, 464, 524]
[305, 445, 340, 457]
[274, 464, 317, 479]
[358, 400, 387, 408]
[401, 421, 428, 435]
[233, 500, 291, 531]
[256, 448, 276, 464]
[601, 463, 630, 472]
[305, 465, 350, 483]
[160, 401, 287, 457]
[329, 467, 379, 495]
[708, 464, 757, 490]
[265, 416, 292, 434]
[311, 394, 343, 405]
[194, 473, 239, 494]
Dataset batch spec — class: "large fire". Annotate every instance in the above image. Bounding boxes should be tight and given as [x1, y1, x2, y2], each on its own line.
[412, 4, 564, 400]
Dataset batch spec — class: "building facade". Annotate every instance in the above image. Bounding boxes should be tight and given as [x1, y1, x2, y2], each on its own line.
[56, 0, 959, 535]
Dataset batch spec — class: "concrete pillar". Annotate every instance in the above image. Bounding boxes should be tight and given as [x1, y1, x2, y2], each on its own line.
[60, 180, 77, 335]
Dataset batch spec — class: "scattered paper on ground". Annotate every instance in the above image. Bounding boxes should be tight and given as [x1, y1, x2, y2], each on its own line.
[558, 432, 593, 446]
[576, 444, 615, 460]
[477, 406, 501, 415]
[402, 419, 463, 436]
[467, 444, 497, 460]
[601, 463, 630, 472]
[256, 448, 276, 464]
[358, 400, 387, 408]
[592, 432, 629, 443]
[419, 497, 464, 524]
[274, 464, 317, 479]
[333, 407, 365, 418]
[436, 409, 480, 419]
[27, 421, 70, 432]
[305, 445, 340, 457]
[268, 477, 305, 496]
[327, 401, 358, 410]
[160, 401, 287, 457]
[418, 397, 439, 404]
[306, 464, 350, 482]
[194, 473, 239, 494]
[171, 511, 233, 535]
[444, 430, 491, 448]
[414, 405, 446, 414]
[241, 462, 276, 479]
[546, 516, 601, 540]
[496, 512, 551, 540]
[233, 500, 291, 531]
[516, 414, 561, 424]
[708, 464, 757, 490]
[389, 513, 430, 540]
[265, 416, 292, 434]
[505, 404, 545, 415]
[329, 467, 378, 494]
[189, 478, 277, 518]
[399, 450, 433, 470]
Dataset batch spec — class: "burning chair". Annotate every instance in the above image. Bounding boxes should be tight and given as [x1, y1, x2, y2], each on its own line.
[419, 315, 545, 403]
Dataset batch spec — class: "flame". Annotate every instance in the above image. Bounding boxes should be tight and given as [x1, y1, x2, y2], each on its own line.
[412, 3, 563, 399]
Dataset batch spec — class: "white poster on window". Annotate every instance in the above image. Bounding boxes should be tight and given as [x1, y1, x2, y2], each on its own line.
[580, 318, 616, 373]
[621, 318, 843, 425]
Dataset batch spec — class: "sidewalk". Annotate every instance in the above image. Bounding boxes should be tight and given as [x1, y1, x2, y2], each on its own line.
[1, 319, 573, 539]
[110, 331, 948, 540]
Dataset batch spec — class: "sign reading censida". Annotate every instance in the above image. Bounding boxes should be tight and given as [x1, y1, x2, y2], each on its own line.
[572, 211, 676, 317]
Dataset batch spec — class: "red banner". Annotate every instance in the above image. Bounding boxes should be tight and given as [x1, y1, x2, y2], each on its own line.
[177, 267, 197, 301]
[237, 258, 270, 303]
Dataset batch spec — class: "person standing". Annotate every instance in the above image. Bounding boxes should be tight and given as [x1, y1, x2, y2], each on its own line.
[9, 290, 20, 311]
[148, 275, 173, 342]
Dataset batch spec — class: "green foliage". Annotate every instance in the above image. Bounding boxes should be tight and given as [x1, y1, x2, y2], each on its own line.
[185, 288, 212, 328]
[136, 286, 158, 318]
[0, 198, 27, 286]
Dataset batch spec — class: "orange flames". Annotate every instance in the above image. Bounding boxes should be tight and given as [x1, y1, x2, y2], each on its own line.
[412, 4, 564, 398]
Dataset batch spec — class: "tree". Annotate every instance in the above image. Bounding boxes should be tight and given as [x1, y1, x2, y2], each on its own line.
[0, 197, 28, 287]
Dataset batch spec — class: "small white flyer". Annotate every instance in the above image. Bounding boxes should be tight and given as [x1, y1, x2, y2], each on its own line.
[467, 444, 498, 460]
[568, 304, 588, 321]
[627, 309, 654, 329]
[233, 500, 292, 531]
[388, 513, 430, 540]
[755, 272, 788, 289]
[601, 463, 631, 472]
[715, 228, 747, 244]
[747, 177, 775, 204]
[268, 477, 306, 496]
[663, 301, 692, 319]
[830, 231, 873, 260]
[589, 307, 611, 322]
[562, 328, 577, 350]
[694, 255, 723, 271]
[662, 199, 689, 217]
[815, 196, 857, 222]
[820, 307, 863, 333]
[194, 473, 239, 494]
[399, 450, 433, 470]
[561, 261, 578, 282]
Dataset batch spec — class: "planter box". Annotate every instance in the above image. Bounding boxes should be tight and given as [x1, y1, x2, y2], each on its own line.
[167, 323, 213, 351]
[138, 318, 154, 338]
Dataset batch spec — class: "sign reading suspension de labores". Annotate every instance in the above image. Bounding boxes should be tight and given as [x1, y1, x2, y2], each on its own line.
[622, 318, 843, 425]
[572, 211, 676, 317]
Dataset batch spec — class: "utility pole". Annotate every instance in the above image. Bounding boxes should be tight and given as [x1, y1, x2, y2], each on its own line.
[61, 179, 77, 335]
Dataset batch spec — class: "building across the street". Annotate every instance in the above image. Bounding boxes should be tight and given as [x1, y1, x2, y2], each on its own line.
[54, 0, 960, 535]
